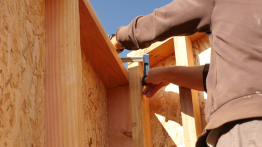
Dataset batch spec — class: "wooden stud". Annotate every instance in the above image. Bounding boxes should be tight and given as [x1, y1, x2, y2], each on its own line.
[128, 62, 153, 147]
[174, 36, 203, 147]
[45, 0, 83, 146]
[108, 86, 132, 147]
[47, 0, 130, 146]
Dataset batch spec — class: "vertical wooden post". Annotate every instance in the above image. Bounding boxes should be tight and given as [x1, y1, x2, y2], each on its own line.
[108, 86, 132, 147]
[174, 36, 203, 147]
[45, 0, 83, 146]
[128, 62, 153, 147]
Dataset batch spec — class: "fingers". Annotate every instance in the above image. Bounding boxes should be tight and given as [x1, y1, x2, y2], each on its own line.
[142, 83, 153, 95]
[142, 83, 165, 98]
[144, 76, 149, 84]
[144, 76, 155, 85]
[144, 67, 164, 85]
[146, 84, 162, 98]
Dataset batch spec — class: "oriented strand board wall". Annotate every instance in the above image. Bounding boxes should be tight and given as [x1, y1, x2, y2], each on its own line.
[0, 0, 45, 146]
[81, 52, 109, 147]
[149, 55, 185, 147]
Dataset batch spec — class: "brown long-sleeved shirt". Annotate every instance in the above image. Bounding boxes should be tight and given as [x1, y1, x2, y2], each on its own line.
[116, 0, 262, 146]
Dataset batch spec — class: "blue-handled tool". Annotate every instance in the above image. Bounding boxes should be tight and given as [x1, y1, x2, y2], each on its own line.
[121, 54, 150, 86]
[141, 54, 150, 86]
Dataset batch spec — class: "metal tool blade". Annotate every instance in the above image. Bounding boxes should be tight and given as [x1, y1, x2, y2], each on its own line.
[121, 56, 143, 62]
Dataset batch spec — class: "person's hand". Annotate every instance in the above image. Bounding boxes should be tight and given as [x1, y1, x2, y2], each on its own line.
[144, 67, 166, 84]
[142, 67, 170, 98]
[142, 82, 169, 98]
[111, 36, 124, 50]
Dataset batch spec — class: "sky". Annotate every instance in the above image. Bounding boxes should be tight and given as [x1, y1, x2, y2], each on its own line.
[89, 0, 173, 68]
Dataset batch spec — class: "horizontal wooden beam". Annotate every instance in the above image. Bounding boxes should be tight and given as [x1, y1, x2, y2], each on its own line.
[127, 33, 207, 67]
[188, 32, 207, 42]
[128, 38, 174, 67]
[79, 0, 128, 89]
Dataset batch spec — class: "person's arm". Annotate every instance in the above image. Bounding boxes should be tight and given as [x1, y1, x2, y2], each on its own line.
[115, 0, 214, 50]
[143, 65, 208, 98]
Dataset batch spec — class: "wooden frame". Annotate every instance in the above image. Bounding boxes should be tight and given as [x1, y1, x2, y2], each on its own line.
[128, 63, 153, 147]
[128, 34, 206, 147]
[2, 0, 209, 146]
[46, 0, 129, 146]
[128, 33, 206, 67]
[46, 0, 205, 145]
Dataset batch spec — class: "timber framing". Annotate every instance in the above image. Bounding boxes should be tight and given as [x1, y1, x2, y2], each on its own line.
[128, 33, 206, 67]
[46, 0, 130, 146]
[45, 0, 207, 146]
[45, 0, 82, 146]
[1, 0, 210, 146]
[128, 63, 153, 147]
[128, 34, 208, 147]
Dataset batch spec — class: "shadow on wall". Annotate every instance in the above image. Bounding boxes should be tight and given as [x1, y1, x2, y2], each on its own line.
[150, 83, 207, 147]
[149, 83, 184, 147]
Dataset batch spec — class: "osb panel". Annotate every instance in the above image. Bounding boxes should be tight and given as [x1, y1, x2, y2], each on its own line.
[0, 0, 45, 146]
[81, 52, 109, 147]
[150, 55, 184, 147]
[192, 35, 211, 129]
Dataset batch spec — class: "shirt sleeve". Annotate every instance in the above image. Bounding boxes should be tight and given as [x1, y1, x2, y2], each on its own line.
[203, 64, 210, 92]
[116, 0, 215, 50]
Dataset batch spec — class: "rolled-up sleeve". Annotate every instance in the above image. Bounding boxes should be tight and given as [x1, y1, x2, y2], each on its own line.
[116, 0, 215, 50]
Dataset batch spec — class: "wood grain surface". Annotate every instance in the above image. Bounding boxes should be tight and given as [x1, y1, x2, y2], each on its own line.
[174, 36, 202, 147]
[128, 63, 153, 147]
[46, 0, 82, 146]
[128, 38, 174, 67]
[188, 33, 207, 42]
[79, 0, 128, 89]
[46, 0, 112, 146]
[108, 86, 132, 147]
[127, 33, 207, 68]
